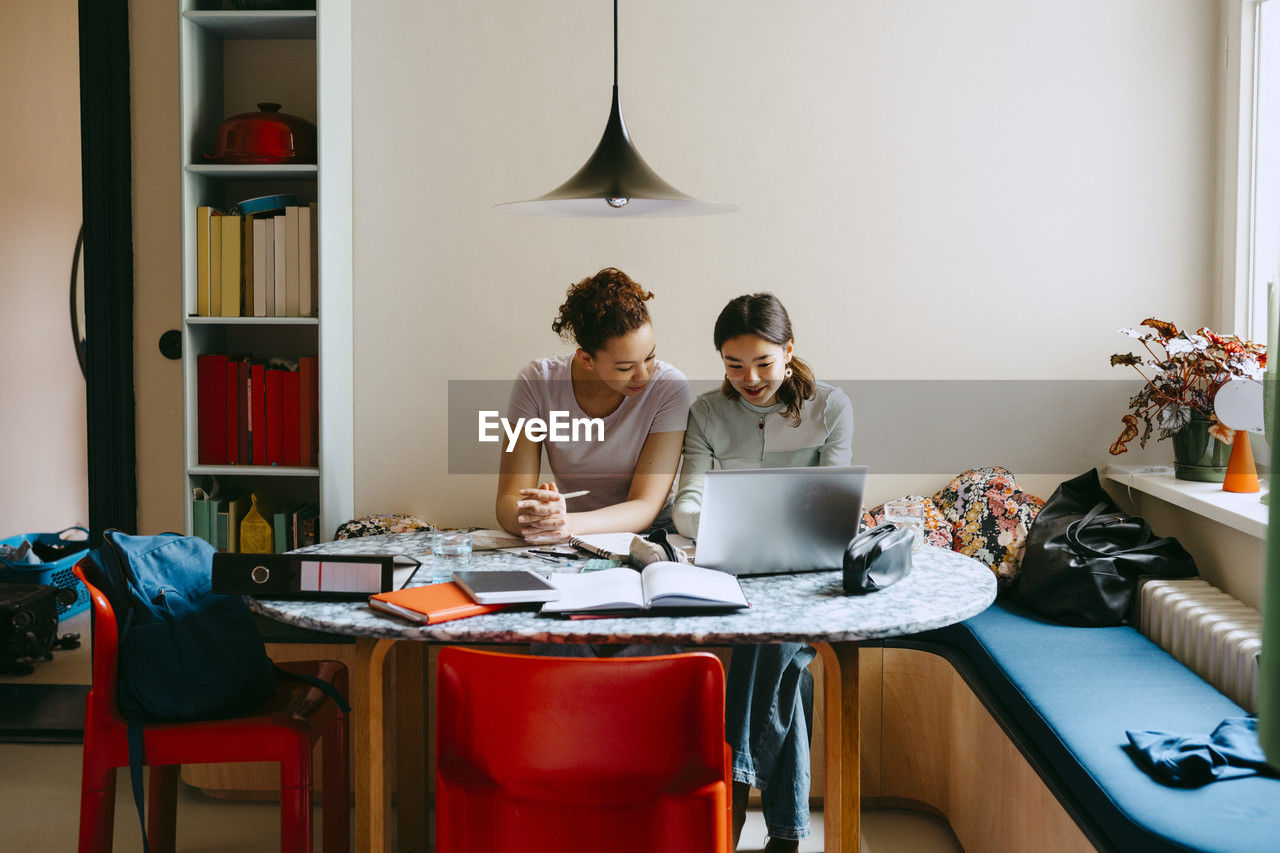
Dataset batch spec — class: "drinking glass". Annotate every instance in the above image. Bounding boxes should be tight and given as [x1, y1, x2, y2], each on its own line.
[883, 498, 926, 553]
[430, 530, 473, 582]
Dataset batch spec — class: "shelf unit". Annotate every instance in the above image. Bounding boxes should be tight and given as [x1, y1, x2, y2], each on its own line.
[179, 0, 352, 543]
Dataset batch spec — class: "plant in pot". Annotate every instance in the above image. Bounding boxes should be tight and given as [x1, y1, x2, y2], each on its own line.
[1109, 318, 1266, 481]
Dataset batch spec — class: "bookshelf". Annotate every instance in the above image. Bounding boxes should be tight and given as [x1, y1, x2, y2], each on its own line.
[179, 0, 352, 546]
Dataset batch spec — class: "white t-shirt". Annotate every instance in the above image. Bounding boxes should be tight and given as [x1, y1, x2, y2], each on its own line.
[506, 355, 692, 512]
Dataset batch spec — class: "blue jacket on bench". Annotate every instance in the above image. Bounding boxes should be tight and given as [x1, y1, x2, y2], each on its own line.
[911, 602, 1280, 853]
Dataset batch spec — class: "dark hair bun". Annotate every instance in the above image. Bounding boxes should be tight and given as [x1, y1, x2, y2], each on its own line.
[552, 268, 654, 355]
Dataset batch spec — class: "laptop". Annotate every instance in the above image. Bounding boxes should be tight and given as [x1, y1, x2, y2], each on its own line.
[693, 465, 869, 576]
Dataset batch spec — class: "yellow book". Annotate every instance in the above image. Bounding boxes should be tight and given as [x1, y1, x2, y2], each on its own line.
[220, 214, 242, 317]
[209, 211, 223, 316]
[195, 206, 213, 316]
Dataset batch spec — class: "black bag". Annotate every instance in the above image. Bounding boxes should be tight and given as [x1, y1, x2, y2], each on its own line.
[1015, 469, 1198, 626]
[0, 582, 77, 674]
[843, 524, 914, 594]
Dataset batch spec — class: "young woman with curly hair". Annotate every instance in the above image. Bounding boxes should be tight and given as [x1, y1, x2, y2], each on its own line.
[496, 268, 691, 543]
[674, 292, 853, 852]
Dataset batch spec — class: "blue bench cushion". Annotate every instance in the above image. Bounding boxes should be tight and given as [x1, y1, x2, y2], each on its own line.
[918, 602, 1280, 853]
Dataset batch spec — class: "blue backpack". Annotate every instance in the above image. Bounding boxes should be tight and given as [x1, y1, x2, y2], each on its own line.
[87, 531, 347, 851]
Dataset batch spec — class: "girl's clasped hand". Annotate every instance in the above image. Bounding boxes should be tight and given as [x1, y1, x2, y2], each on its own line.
[515, 482, 569, 543]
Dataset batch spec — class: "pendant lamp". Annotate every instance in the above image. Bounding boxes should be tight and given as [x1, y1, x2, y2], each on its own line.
[496, 0, 735, 218]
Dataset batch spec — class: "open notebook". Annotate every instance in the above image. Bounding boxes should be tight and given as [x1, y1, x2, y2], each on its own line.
[540, 563, 748, 615]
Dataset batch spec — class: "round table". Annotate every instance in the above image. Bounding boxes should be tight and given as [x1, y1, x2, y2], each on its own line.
[252, 533, 997, 853]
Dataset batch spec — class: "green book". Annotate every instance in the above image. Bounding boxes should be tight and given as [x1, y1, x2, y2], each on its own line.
[191, 497, 212, 545]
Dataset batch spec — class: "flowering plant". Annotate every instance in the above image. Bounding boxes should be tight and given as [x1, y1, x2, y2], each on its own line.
[1109, 318, 1265, 454]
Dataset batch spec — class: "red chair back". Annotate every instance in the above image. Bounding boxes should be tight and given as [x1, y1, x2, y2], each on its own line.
[73, 559, 124, 728]
[435, 648, 729, 853]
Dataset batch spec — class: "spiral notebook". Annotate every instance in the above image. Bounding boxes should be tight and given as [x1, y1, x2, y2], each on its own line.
[567, 533, 638, 560]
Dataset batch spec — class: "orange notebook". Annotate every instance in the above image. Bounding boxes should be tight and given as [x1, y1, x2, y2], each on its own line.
[368, 582, 508, 625]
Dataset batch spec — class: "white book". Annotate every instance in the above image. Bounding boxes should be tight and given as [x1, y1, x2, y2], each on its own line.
[540, 563, 748, 614]
[297, 205, 312, 317]
[284, 205, 300, 316]
[252, 218, 269, 317]
[262, 218, 276, 316]
[273, 215, 287, 317]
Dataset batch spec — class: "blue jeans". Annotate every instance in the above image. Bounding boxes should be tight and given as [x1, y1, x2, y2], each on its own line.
[726, 642, 814, 841]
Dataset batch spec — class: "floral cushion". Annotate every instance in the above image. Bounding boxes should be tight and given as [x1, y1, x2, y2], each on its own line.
[334, 514, 434, 540]
[861, 496, 955, 550]
[931, 466, 1045, 587]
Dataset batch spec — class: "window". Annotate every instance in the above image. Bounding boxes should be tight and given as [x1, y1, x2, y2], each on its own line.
[1224, 0, 1280, 344]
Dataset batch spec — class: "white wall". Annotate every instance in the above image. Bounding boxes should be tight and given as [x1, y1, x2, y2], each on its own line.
[126, 0, 1221, 534]
[0, 0, 87, 534]
[350, 0, 1216, 524]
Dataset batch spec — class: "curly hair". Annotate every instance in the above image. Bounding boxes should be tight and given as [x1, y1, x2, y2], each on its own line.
[714, 292, 817, 425]
[552, 268, 655, 355]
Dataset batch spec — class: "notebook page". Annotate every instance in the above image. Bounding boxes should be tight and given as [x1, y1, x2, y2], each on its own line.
[640, 563, 748, 608]
[540, 567, 646, 613]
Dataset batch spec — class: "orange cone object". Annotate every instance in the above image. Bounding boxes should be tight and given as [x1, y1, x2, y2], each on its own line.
[1223, 429, 1260, 492]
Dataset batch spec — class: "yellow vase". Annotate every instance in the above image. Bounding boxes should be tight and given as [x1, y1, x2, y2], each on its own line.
[239, 492, 275, 554]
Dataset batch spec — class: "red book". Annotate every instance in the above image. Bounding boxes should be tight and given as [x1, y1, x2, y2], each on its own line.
[299, 356, 316, 468]
[235, 357, 250, 465]
[197, 354, 228, 465]
[265, 369, 285, 465]
[225, 359, 239, 464]
[368, 582, 509, 625]
[309, 362, 318, 465]
[282, 370, 301, 467]
[250, 362, 266, 465]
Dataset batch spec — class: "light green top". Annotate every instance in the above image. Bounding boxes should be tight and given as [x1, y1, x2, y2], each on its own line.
[672, 381, 855, 537]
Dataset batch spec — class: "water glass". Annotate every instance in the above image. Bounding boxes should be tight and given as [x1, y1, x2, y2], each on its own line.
[430, 530, 473, 582]
[883, 498, 926, 553]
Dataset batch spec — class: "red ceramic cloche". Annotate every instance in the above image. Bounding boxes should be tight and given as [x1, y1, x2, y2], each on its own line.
[205, 102, 316, 165]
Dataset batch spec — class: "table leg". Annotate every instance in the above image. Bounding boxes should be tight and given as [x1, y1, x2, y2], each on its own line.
[396, 642, 429, 851]
[814, 641, 860, 853]
[352, 638, 397, 853]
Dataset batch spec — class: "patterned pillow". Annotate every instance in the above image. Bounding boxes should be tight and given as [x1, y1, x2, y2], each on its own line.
[931, 467, 1045, 587]
[334, 514, 434, 540]
[861, 495, 955, 551]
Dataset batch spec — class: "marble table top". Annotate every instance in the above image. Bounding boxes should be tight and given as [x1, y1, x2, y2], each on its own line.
[250, 532, 996, 645]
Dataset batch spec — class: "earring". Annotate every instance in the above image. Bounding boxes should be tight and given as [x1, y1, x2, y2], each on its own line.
[785, 367, 793, 378]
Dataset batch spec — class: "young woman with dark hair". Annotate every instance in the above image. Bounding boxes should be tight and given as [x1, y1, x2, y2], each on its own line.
[673, 292, 854, 852]
[496, 268, 691, 543]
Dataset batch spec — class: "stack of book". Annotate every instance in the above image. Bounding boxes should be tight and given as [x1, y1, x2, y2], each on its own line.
[197, 354, 318, 467]
[190, 487, 320, 555]
[194, 204, 318, 318]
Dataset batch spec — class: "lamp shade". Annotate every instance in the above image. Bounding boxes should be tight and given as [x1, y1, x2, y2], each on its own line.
[496, 88, 735, 218]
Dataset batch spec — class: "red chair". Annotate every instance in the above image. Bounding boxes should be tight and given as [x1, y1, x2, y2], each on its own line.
[435, 648, 732, 853]
[72, 560, 350, 853]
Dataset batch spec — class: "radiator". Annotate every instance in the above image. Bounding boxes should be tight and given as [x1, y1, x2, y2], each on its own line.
[1137, 579, 1262, 713]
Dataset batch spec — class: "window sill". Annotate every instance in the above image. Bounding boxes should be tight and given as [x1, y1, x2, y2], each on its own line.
[1102, 464, 1269, 540]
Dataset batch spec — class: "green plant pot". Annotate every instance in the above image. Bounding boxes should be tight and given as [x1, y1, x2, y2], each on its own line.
[1171, 414, 1230, 481]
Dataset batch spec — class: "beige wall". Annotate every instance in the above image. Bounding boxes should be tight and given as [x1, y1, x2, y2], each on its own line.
[130, 0, 183, 536]
[351, 0, 1215, 523]
[0, 0, 87, 534]
[129, 1, 1222, 544]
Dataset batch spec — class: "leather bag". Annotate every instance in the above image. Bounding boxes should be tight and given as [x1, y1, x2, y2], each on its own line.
[843, 523, 914, 594]
[1014, 469, 1198, 626]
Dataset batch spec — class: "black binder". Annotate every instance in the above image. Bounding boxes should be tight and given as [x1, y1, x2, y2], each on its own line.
[212, 553, 421, 599]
